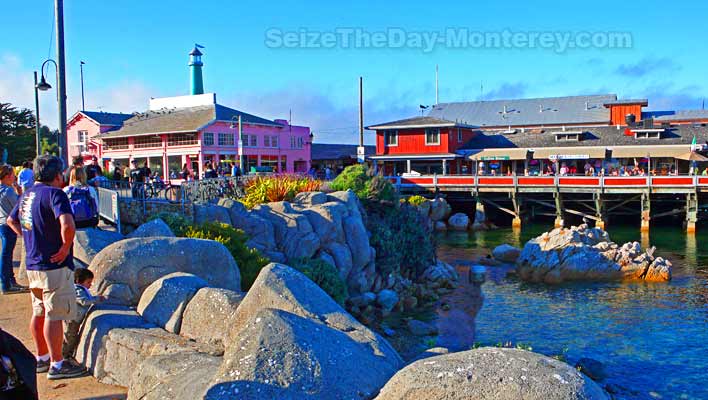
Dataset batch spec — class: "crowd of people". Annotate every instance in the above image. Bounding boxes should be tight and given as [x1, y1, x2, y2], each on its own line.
[1, 155, 109, 394]
[477, 160, 708, 177]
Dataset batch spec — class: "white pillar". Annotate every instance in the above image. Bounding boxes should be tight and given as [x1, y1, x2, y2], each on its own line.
[406, 159, 411, 173]
[442, 159, 447, 175]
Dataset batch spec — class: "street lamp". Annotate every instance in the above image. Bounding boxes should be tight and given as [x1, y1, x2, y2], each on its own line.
[229, 115, 245, 174]
[35, 59, 65, 160]
[37, 59, 58, 92]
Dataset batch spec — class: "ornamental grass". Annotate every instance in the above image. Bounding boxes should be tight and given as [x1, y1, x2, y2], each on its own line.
[240, 174, 322, 209]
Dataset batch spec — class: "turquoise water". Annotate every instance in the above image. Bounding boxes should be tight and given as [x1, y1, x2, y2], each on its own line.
[438, 225, 708, 400]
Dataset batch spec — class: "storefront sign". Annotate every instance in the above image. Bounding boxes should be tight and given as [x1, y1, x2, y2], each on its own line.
[549, 154, 589, 160]
[480, 156, 510, 161]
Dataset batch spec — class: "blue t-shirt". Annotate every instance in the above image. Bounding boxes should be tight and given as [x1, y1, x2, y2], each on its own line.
[17, 168, 34, 190]
[9, 183, 75, 271]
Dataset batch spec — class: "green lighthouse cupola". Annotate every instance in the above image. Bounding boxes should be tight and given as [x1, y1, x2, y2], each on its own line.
[189, 44, 204, 95]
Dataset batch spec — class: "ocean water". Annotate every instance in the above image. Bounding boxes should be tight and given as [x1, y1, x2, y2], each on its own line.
[438, 224, 708, 400]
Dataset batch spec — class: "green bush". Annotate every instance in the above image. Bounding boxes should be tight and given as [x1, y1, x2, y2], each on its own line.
[185, 222, 270, 291]
[330, 165, 396, 202]
[365, 202, 435, 278]
[149, 212, 192, 237]
[407, 195, 427, 206]
[289, 257, 349, 305]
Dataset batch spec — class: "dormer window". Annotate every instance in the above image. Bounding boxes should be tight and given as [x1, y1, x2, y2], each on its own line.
[383, 130, 398, 146]
[425, 128, 440, 145]
[633, 129, 662, 139]
[553, 131, 582, 142]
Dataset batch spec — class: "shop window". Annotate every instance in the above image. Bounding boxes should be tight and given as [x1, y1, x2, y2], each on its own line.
[203, 132, 214, 146]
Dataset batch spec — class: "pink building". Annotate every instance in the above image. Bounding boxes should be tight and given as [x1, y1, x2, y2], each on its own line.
[66, 111, 132, 161]
[97, 93, 312, 179]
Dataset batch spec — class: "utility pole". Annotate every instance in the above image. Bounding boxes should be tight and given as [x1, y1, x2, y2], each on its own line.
[357, 77, 365, 163]
[80, 61, 86, 111]
[435, 64, 439, 105]
[56, 0, 68, 163]
[34, 71, 41, 157]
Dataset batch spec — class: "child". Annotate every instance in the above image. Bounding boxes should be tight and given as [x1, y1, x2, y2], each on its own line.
[62, 269, 105, 361]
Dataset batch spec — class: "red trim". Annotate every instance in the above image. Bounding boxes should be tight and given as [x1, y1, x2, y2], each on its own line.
[604, 178, 647, 186]
[518, 177, 554, 185]
[437, 177, 475, 185]
[401, 177, 434, 185]
[478, 177, 514, 185]
[698, 177, 708, 185]
[651, 177, 694, 186]
[559, 177, 600, 186]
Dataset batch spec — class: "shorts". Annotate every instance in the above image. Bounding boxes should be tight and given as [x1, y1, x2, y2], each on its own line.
[27, 268, 77, 321]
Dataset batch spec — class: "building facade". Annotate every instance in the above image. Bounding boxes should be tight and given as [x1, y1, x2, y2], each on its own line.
[66, 111, 132, 161]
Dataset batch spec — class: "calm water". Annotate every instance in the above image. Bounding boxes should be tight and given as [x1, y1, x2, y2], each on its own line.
[438, 224, 708, 400]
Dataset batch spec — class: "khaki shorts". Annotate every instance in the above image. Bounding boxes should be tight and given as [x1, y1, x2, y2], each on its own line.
[27, 268, 77, 321]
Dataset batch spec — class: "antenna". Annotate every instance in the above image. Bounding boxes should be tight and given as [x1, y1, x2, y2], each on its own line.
[358, 77, 364, 147]
[435, 64, 439, 105]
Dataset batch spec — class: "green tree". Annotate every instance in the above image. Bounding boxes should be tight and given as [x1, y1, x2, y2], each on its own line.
[40, 137, 59, 156]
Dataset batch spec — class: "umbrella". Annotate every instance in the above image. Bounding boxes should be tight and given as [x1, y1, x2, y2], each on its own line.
[675, 152, 708, 162]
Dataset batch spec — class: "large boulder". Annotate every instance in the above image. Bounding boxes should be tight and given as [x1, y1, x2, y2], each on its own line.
[180, 287, 244, 349]
[421, 260, 459, 286]
[251, 202, 321, 260]
[129, 352, 222, 400]
[73, 228, 124, 266]
[137, 272, 209, 334]
[89, 237, 241, 305]
[293, 191, 328, 207]
[516, 225, 672, 283]
[376, 289, 399, 313]
[447, 213, 469, 231]
[343, 215, 371, 271]
[126, 218, 175, 238]
[492, 244, 521, 263]
[194, 204, 232, 226]
[376, 347, 610, 400]
[301, 202, 347, 244]
[326, 242, 354, 280]
[429, 198, 451, 222]
[207, 308, 401, 400]
[209, 263, 402, 398]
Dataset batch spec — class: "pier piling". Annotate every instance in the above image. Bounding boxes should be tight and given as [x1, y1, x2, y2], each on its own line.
[641, 192, 651, 233]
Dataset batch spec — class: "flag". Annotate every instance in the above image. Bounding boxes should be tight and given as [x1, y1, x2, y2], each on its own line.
[691, 136, 697, 152]
[195, 43, 205, 49]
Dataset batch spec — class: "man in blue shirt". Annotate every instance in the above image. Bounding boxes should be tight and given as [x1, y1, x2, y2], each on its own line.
[7, 155, 86, 380]
[17, 161, 34, 192]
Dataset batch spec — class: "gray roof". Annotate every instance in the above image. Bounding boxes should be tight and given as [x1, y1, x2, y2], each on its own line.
[603, 99, 648, 106]
[366, 116, 466, 130]
[81, 111, 133, 126]
[428, 94, 616, 127]
[311, 144, 375, 160]
[99, 104, 280, 139]
[649, 109, 708, 122]
[458, 125, 708, 151]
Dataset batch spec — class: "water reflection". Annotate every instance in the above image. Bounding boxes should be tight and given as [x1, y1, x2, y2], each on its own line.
[437, 223, 708, 400]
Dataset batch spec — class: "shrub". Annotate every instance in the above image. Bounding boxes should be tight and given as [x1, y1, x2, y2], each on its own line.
[240, 174, 322, 209]
[185, 222, 270, 291]
[330, 165, 396, 202]
[407, 195, 427, 206]
[289, 257, 349, 305]
[148, 212, 192, 237]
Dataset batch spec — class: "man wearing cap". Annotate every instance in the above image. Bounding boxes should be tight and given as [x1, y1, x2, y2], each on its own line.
[129, 160, 147, 199]
[85, 156, 103, 185]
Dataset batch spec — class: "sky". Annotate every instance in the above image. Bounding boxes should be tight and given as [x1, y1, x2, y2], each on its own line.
[1, 0, 707, 144]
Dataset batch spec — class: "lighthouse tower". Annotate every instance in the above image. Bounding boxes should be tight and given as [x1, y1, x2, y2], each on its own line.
[189, 45, 204, 95]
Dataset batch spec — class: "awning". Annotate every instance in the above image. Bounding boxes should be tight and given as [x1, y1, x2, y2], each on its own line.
[532, 147, 607, 160]
[610, 146, 689, 158]
[676, 151, 708, 161]
[469, 148, 529, 161]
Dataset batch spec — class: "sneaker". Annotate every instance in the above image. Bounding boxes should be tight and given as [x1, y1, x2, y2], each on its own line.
[10, 282, 29, 291]
[47, 361, 88, 380]
[0, 285, 26, 295]
[36, 359, 50, 373]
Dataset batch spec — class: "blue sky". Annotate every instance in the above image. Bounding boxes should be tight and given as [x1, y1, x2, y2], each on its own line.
[2, 0, 707, 143]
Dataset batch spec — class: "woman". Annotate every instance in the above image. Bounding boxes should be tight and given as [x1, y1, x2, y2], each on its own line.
[180, 163, 190, 180]
[63, 167, 99, 228]
[0, 165, 26, 294]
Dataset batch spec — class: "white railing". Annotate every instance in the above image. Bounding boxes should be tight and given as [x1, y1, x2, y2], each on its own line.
[97, 187, 121, 232]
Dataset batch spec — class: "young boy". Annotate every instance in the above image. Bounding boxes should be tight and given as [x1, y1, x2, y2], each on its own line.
[62, 269, 105, 361]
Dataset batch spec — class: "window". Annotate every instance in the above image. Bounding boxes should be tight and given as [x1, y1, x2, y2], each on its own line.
[297, 137, 304, 149]
[218, 132, 234, 146]
[167, 133, 198, 146]
[634, 131, 661, 139]
[264, 136, 271, 147]
[271, 136, 279, 148]
[77, 130, 89, 153]
[202, 132, 214, 146]
[290, 137, 296, 149]
[104, 138, 128, 150]
[241, 134, 248, 146]
[457, 128, 463, 142]
[425, 128, 440, 145]
[133, 135, 162, 148]
[250, 135, 258, 147]
[554, 133, 581, 142]
[384, 130, 398, 146]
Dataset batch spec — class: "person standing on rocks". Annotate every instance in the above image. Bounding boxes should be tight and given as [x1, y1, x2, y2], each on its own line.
[6, 155, 87, 380]
[0, 165, 28, 294]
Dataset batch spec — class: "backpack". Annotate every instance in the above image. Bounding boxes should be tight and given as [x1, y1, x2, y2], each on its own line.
[66, 186, 97, 223]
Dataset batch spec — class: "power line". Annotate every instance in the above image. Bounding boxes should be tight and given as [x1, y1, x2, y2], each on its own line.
[47, 3, 55, 59]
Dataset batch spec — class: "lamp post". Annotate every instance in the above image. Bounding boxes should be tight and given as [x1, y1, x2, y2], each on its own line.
[33, 71, 41, 157]
[36, 59, 62, 160]
[229, 115, 244, 174]
[80, 61, 86, 111]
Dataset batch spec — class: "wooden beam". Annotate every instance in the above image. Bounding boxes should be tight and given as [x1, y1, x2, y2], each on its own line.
[607, 195, 641, 213]
[479, 197, 518, 218]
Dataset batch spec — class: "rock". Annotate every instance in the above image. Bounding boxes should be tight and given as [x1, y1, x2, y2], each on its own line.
[194, 204, 232, 226]
[447, 213, 470, 231]
[137, 272, 209, 334]
[327, 190, 363, 219]
[317, 250, 336, 268]
[516, 225, 672, 283]
[89, 237, 241, 305]
[207, 308, 401, 400]
[301, 202, 347, 244]
[100, 327, 220, 386]
[575, 358, 607, 381]
[410, 347, 449, 363]
[180, 287, 245, 349]
[126, 218, 175, 238]
[376, 347, 610, 400]
[73, 228, 124, 266]
[421, 260, 459, 286]
[343, 215, 372, 271]
[416, 200, 431, 217]
[293, 191, 328, 206]
[326, 242, 354, 280]
[429, 198, 451, 222]
[402, 296, 418, 310]
[75, 305, 155, 380]
[492, 244, 522, 263]
[407, 319, 438, 336]
[376, 289, 399, 312]
[128, 352, 222, 400]
[471, 201, 488, 230]
[251, 202, 321, 260]
[434, 221, 447, 231]
[217, 197, 247, 223]
[348, 292, 376, 308]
